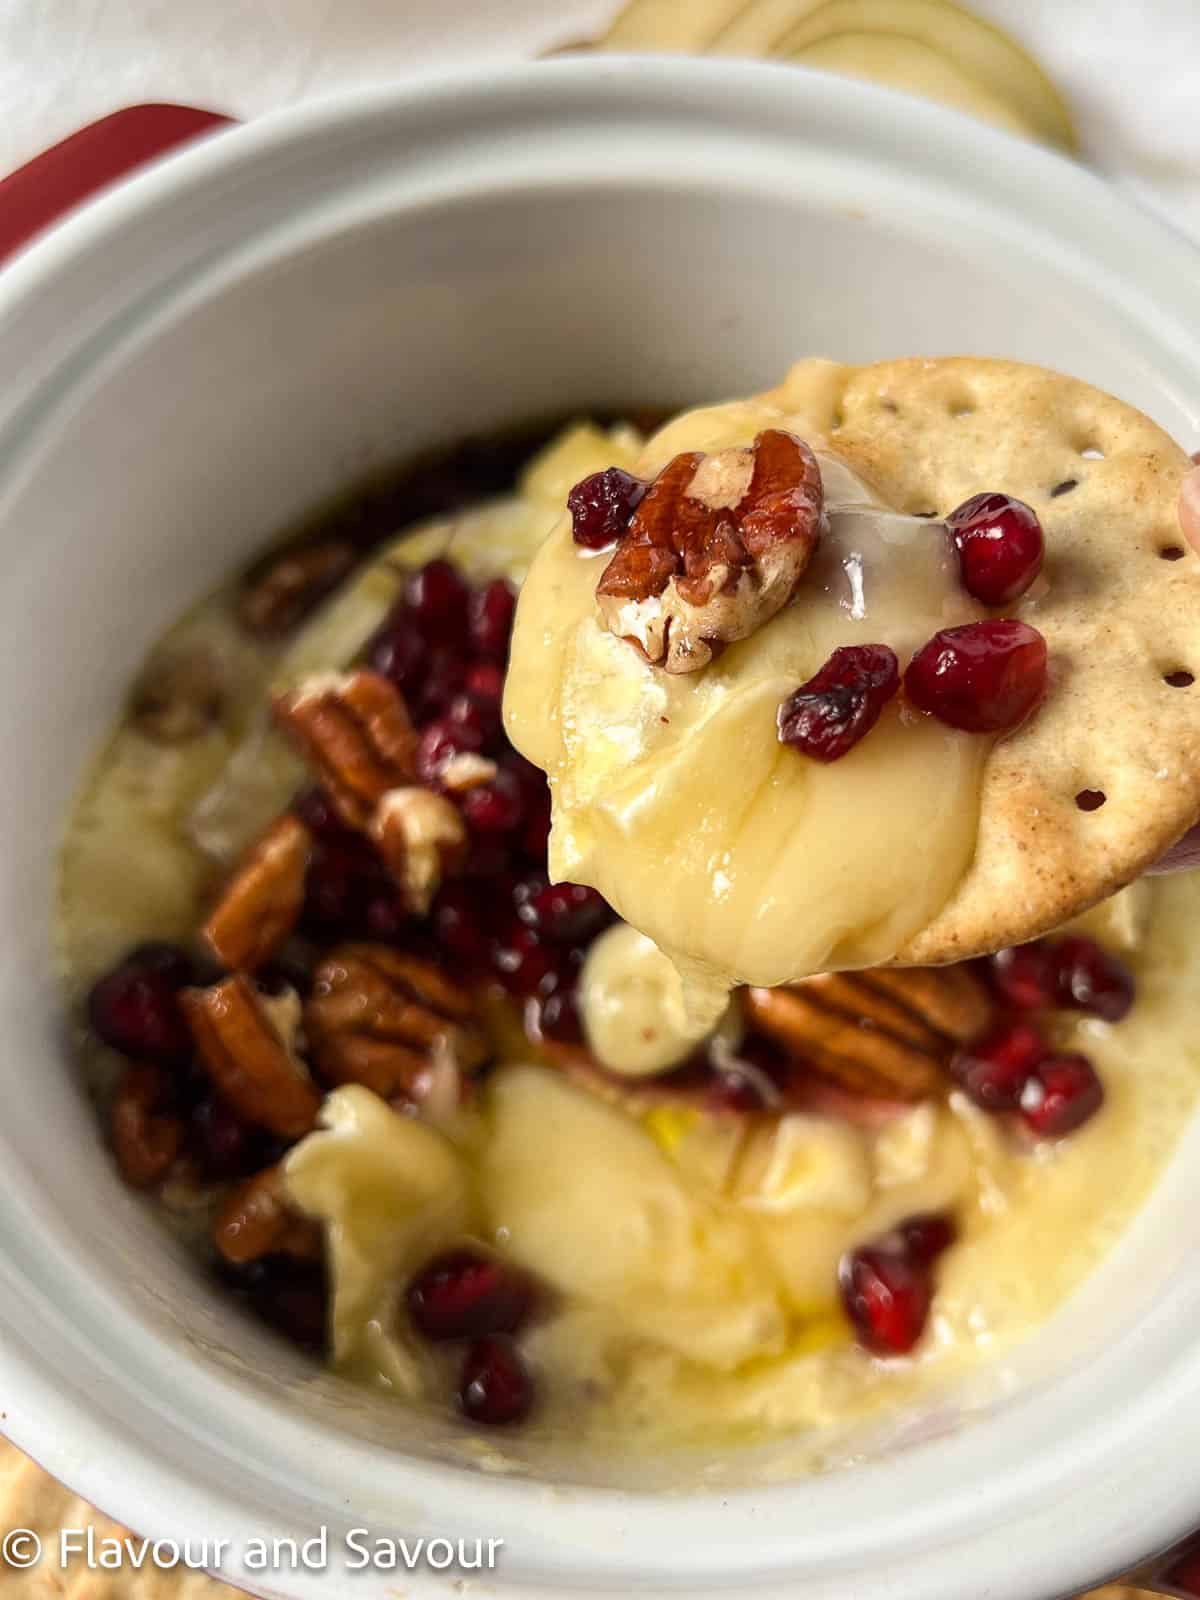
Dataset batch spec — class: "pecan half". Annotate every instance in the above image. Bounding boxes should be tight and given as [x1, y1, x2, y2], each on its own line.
[239, 538, 358, 634]
[213, 1163, 322, 1266]
[201, 812, 313, 972]
[369, 787, 467, 915]
[110, 1062, 185, 1188]
[596, 430, 824, 673]
[273, 669, 418, 829]
[743, 966, 994, 1102]
[181, 977, 321, 1138]
[305, 944, 489, 1100]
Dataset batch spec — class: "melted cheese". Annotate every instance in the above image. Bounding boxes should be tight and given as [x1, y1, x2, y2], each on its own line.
[504, 402, 988, 1009]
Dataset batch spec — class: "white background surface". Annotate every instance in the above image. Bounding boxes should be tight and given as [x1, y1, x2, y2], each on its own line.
[1, 0, 1199, 239]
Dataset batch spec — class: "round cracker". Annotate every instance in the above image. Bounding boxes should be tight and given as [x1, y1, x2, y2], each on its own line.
[761, 357, 1198, 963]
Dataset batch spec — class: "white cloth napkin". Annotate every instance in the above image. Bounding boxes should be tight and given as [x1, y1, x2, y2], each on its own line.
[1, 0, 1197, 241]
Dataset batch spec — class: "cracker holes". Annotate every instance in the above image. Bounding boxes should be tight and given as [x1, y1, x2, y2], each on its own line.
[1159, 545, 1186, 561]
[1075, 789, 1107, 812]
[1079, 445, 1106, 460]
[1050, 478, 1078, 498]
[1164, 669, 1195, 688]
[879, 398, 899, 415]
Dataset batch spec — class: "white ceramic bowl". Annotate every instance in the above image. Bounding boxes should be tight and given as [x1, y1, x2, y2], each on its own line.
[3, 57, 1200, 1600]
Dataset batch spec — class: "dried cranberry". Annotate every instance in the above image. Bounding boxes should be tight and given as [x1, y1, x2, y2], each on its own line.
[516, 881, 610, 943]
[468, 579, 517, 662]
[408, 1248, 535, 1342]
[458, 1334, 534, 1425]
[777, 644, 900, 762]
[1052, 936, 1135, 1022]
[461, 769, 525, 835]
[464, 661, 505, 704]
[568, 467, 648, 550]
[416, 714, 485, 784]
[189, 1096, 256, 1180]
[366, 606, 426, 695]
[1020, 1052, 1104, 1137]
[432, 882, 492, 968]
[989, 942, 1057, 1011]
[904, 619, 1048, 734]
[839, 1244, 932, 1356]
[898, 1213, 957, 1267]
[406, 558, 470, 645]
[946, 492, 1045, 606]
[951, 1020, 1049, 1111]
[88, 951, 192, 1066]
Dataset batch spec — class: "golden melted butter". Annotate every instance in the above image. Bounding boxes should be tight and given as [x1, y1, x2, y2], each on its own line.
[505, 400, 988, 994]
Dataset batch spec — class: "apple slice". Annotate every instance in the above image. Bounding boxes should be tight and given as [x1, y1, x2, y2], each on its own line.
[599, 0, 752, 50]
[776, 0, 1077, 151]
[786, 32, 1040, 140]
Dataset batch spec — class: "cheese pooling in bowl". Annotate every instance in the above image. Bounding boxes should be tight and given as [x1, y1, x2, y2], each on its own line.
[504, 399, 989, 1008]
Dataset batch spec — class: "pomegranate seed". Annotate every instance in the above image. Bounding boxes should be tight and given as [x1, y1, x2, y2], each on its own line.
[464, 661, 505, 703]
[469, 579, 517, 662]
[461, 770, 525, 835]
[989, 942, 1057, 1010]
[88, 951, 193, 1065]
[406, 558, 470, 644]
[408, 1248, 535, 1342]
[458, 1334, 534, 1426]
[492, 924, 558, 996]
[415, 714, 484, 785]
[568, 467, 648, 550]
[839, 1245, 932, 1356]
[432, 882, 492, 968]
[364, 892, 413, 942]
[366, 606, 426, 695]
[414, 647, 467, 721]
[1020, 1052, 1104, 1137]
[234, 1258, 328, 1354]
[952, 1020, 1048, 1111]
[898, 1213, 957, 1267]
[526, 987, 583, 1045]
[516, 881, 610, 943]
[293, 786, 356, 844]
[1052, 936, 1135, 1022]
[301, 842, 382, 935]
[904, 619, 1048, 734]
[707, 1070, 772, 1114]
[777, 644, 899, 762]
[448, 691, 503, 752]
[946, 492, 1044, 605]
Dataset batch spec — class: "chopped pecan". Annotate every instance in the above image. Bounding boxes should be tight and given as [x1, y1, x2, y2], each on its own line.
[368, 787, 467, 915]
[742, 966, 994, 1102]
[201, 812, 313, 972]
[596, 429, 824, 673]
[439, 752, 499, 794]
[213, 1163, 322, 1266]
[110, 1062, 185, 1188]
[305, 944, 489, 1100]
[181, 976, 321, 1139]
[273, 669, 418, 829]
[130, 644, 225, 743]
[238, 537, 357, 634]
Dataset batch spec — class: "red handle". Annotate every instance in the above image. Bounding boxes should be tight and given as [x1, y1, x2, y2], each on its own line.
[0, 103, 234, 268]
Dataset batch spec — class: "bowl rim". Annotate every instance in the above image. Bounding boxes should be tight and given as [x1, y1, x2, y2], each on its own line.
[4, 54, 1200, 1600]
